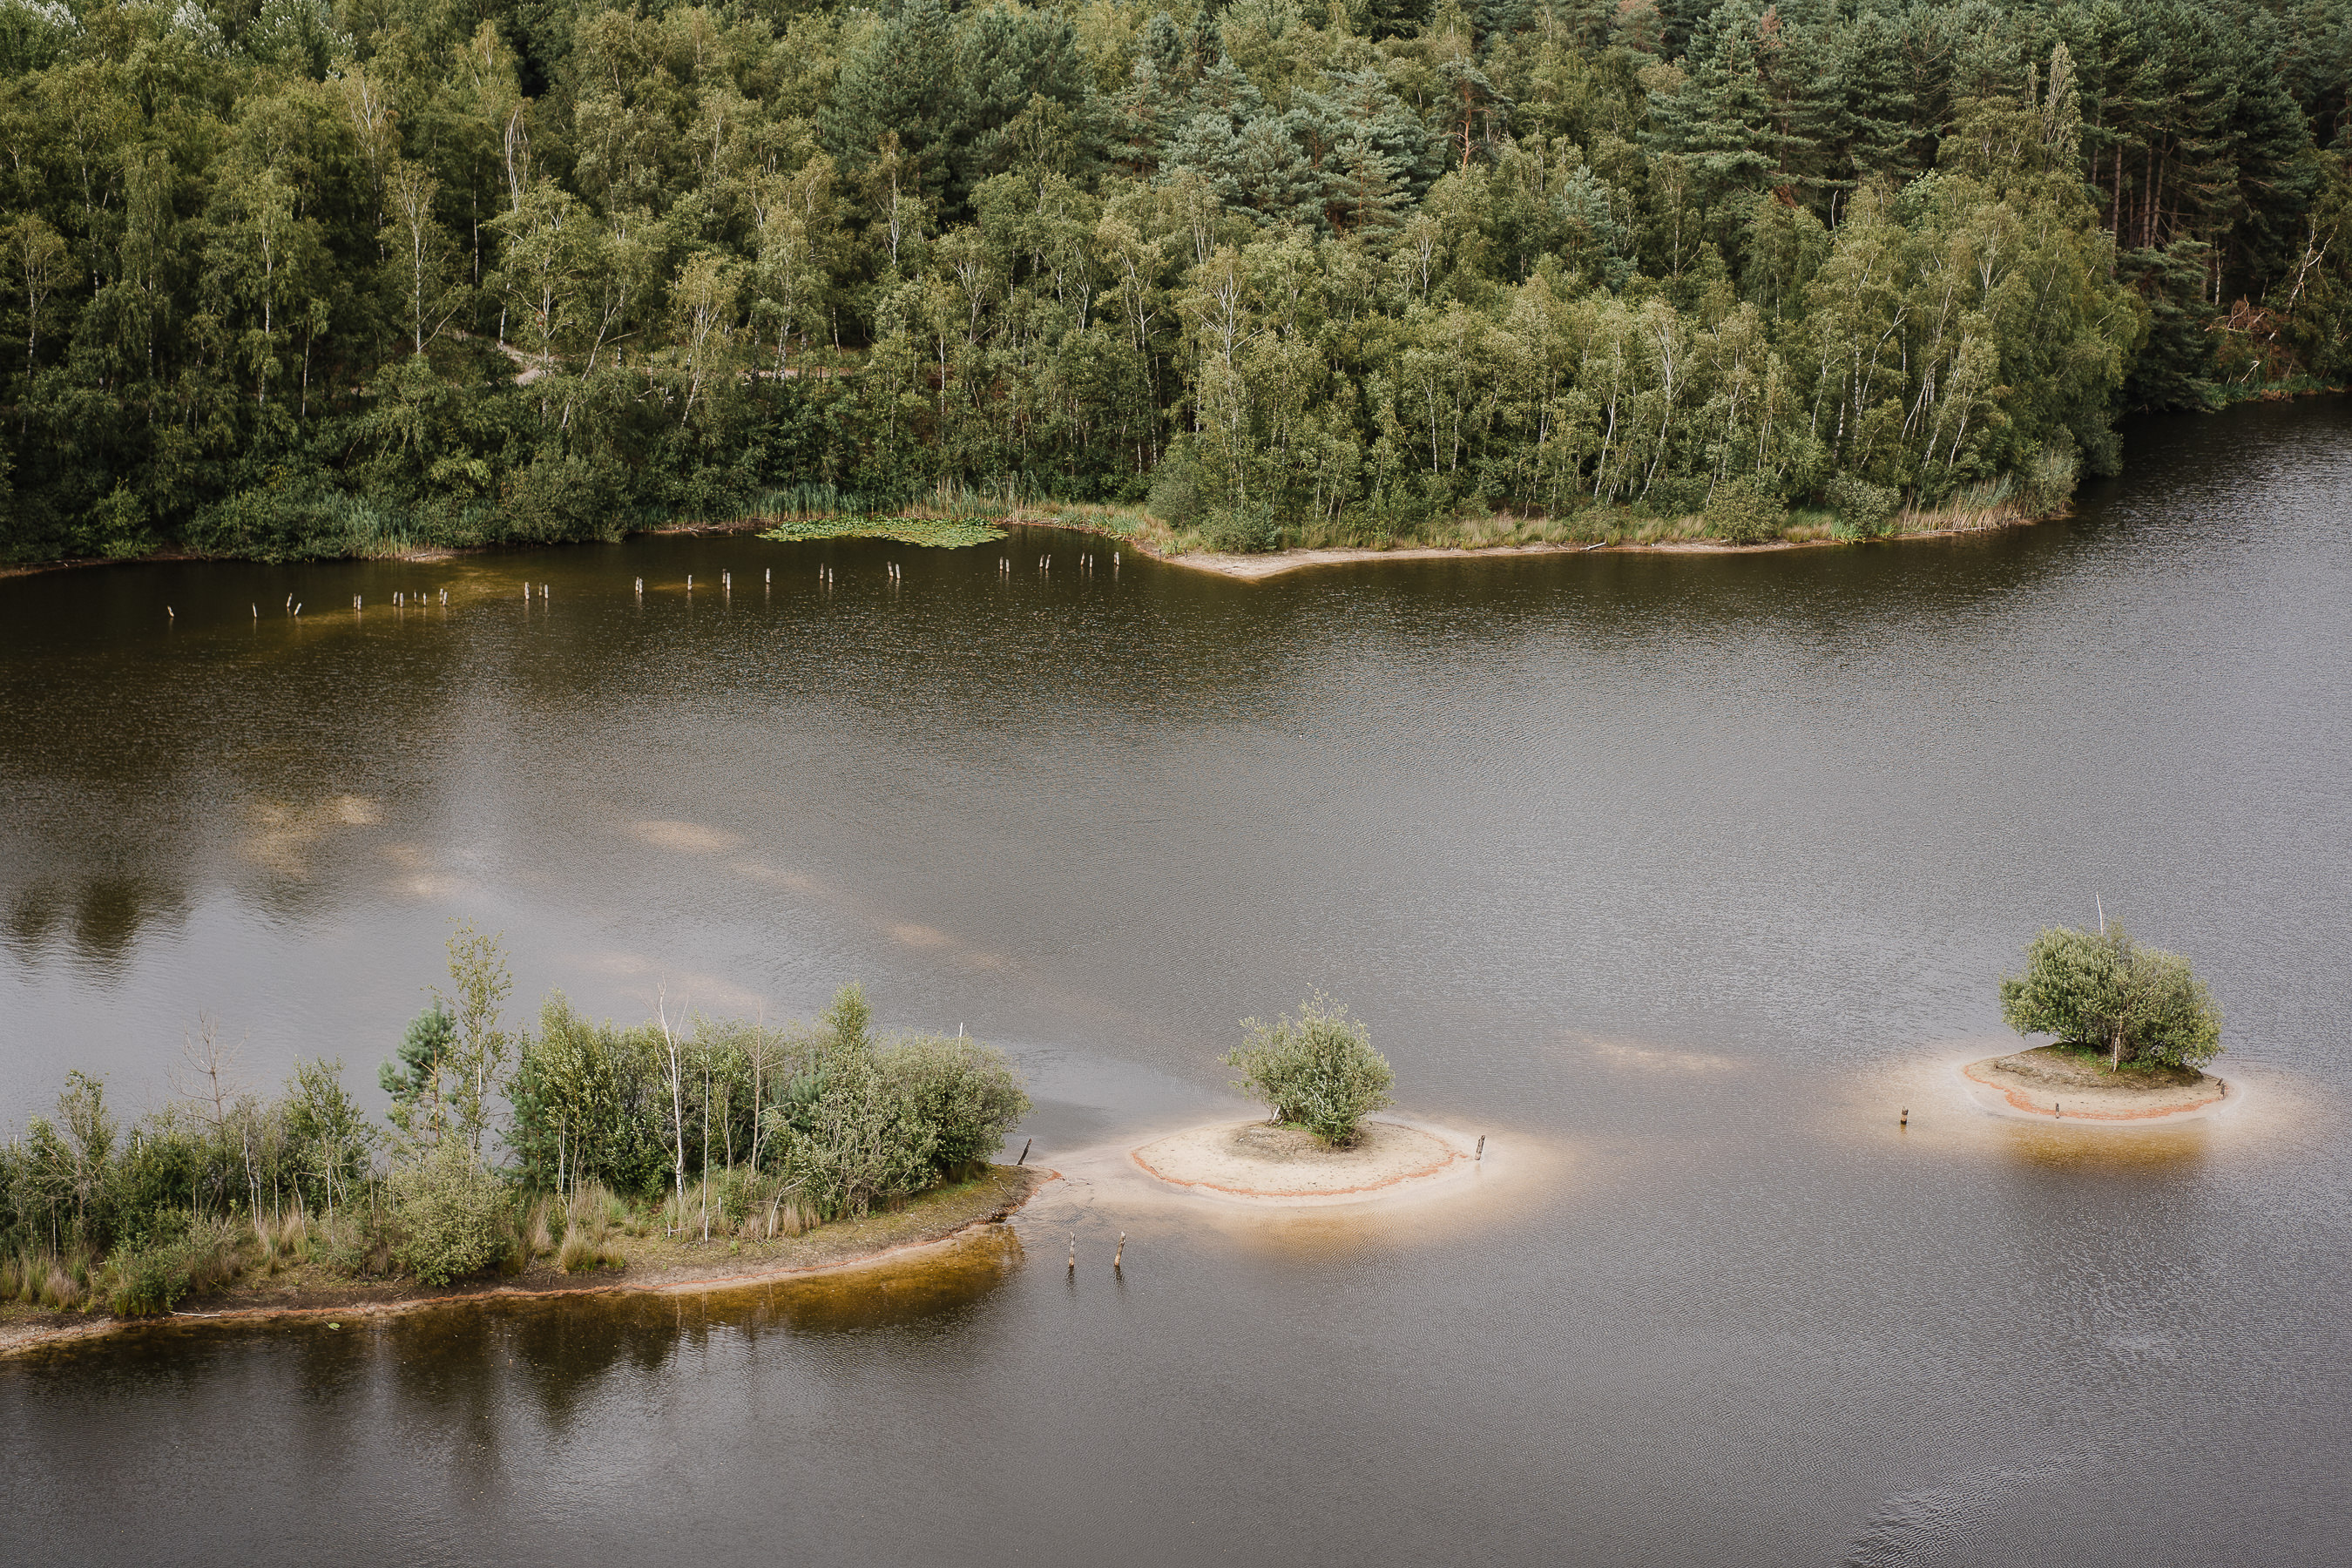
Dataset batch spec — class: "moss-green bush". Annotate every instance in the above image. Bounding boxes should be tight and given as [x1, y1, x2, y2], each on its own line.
[388, 1140, 510, 1287]
[1704, 478, 1789, 544]
[1223, 996, 1396, 1147]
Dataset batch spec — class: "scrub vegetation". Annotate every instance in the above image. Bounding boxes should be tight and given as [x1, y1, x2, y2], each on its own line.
[0, 925, 1029, 1315]
[1224, 994, 1395, 1146]
[1999, 923, 2224, 1072]
[3, 0, 2352, 567]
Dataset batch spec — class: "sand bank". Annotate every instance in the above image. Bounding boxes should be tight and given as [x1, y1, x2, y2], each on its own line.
[1962, 1047, 2229, 1125]
[1130, 1118, 1479, 1205]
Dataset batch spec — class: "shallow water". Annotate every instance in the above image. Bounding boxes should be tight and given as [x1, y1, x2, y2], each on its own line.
[5, 400, 2351, 1564]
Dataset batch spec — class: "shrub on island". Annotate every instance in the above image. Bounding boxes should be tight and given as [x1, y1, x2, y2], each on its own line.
[1999, 923, 2223, 1072]
[1223, 996, 1395, 1147]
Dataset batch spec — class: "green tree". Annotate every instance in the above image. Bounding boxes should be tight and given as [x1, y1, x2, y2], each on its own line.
[1999, 923, 2225, 1071]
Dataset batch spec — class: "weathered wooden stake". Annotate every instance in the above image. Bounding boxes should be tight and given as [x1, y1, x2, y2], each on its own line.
[1113, 1232, 1125, 1271]
[686, 574, 693, 590]
[1067, 1232, 1076, 1273]
[166, 605, 174, 619]
[1016, 1137, 1031, 1166]
[1899, 1107, 1909, 1128]
[1476, 1135, 1485, 1161]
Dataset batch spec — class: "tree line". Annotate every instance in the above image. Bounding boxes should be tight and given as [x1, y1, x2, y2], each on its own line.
[2, 0, 2349, 564]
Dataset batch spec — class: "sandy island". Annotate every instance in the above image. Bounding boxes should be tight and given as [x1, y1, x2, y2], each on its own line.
[0, 1166, 1051, 1361]
[1962, 1047, 2229, 1124]
[1131, 1117, 1478, 1205]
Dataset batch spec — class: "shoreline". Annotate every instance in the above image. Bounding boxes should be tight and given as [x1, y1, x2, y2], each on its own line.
[0, 502, 2051, 583]
[0, 1165, 1052, 1362]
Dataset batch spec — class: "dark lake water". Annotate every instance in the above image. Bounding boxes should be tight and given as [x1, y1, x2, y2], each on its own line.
[5, 400, 2351, 1565]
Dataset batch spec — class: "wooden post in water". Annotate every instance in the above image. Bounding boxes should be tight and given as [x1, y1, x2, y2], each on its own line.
[1067, 1233, 1076, 1274]
[1899, 1108, 1909, 1128]
[1113, 1233, 1125, 1272]
[166, 606, 174, 620]
[1476, 1135, 1485, 1161]
[1017, 1138, 1031, 1166]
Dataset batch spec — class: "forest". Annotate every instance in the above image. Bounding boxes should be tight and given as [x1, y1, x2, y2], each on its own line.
[1, 0, 2349, 562]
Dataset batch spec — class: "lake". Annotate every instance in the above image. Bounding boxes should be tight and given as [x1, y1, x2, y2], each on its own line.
[3, 399, 2349, 1565]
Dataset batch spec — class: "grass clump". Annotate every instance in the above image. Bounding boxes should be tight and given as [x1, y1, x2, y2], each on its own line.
[1223, 995, 1395, 1148]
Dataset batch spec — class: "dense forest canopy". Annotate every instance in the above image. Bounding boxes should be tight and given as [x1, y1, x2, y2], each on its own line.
[2, 0, 2349, 562]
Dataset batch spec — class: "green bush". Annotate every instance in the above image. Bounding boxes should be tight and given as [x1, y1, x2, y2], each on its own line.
[1703, 478, 1788, 544]
[105, 1219, 244, 1316]
[388, 1140, 510, 1286]
[1825, 473, 1902, 537]
[1200, 502, 1281, 554]
[1999, 923, 2223, 1071]
[1223, 996, 1396, 1147]
[2016, 446, 2081, 517]
[760, 986, 1032, 1218]
[884, 1036, 1032, 1172]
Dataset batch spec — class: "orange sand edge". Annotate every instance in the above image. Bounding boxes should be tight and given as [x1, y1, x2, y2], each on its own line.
[1961, 1061, 2227, 1122]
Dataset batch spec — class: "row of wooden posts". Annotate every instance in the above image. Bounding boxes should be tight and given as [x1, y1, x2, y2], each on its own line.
[172, 551, 1132, 622]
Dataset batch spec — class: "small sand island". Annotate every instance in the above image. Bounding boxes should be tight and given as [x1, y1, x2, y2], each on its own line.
[1963, 1046, 2227, 1123]
[1134, 1117, 1473, 1204]
[1132, 995, 1482, 1206]
[1967, 920, 2229, 1125]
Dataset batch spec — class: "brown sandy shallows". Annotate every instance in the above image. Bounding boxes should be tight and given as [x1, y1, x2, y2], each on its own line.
[1131, 1118, 1477, 1205]
[1962, 1047, 2229, 1124]
[0, 1165, 1050, 1362]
